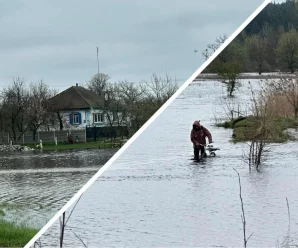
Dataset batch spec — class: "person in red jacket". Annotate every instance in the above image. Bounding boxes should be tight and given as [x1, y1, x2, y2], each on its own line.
[190, 120, 213, 161]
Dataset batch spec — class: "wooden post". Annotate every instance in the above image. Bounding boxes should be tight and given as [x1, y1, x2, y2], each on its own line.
[53, 131, 57, 145]
[94, 126, 97, 142]
[37, 131, 40, 143]
[85, 129, 87, 142]
[7, 133, 9, 145]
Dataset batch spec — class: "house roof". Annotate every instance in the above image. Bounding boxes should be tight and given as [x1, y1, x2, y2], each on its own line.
[47, 84, 105, 110]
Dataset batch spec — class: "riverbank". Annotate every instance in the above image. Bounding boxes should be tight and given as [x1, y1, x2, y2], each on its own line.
[0, 219, 38, 247]
[0, 145, 33, 152]
[0, 138, 128, 152]
[194, 72, 298, 81]
[0, 204, 38, 247]
[24, 139, 127, 151]
[217, 116, 298, 143]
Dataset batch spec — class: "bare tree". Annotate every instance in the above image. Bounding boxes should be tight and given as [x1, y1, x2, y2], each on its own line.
[104, 83, 128, 140]
[203, 34, 227, 61]
[86, 74, 178, 138]
[140, 73, 178, 106]
[219, 96, 246, 122]
[118, 81, 145, 134]
[242, 82, 272, 171]
[0, 77, 31, 143]
[86, 73, 110, 97]
[233, 168, 254, 248]
[27, 80, 55, 140]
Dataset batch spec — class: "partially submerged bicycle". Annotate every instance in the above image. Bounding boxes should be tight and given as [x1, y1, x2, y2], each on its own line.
[193, 143, 220, 161]
[205, 144, 220, 157]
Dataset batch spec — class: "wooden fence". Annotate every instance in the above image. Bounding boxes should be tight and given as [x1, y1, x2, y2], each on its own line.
[0, 130, 86, 145]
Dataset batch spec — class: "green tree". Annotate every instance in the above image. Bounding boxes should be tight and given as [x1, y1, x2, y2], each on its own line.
[260, 22, 279, 69]
[211, 39, 246, 96]
[217, 61, 242, 97]
[276, 29, 298, 73]
[245, 34, 268, 75]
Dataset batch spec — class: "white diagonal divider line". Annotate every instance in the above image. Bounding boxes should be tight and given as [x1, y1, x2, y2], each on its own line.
[24, 1, 271, 247]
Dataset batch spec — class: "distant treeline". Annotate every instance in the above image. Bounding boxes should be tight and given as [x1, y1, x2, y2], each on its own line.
[203, 0, 298, 74]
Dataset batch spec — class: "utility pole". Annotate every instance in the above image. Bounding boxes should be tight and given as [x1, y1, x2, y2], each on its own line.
[96, 46, 99, 74]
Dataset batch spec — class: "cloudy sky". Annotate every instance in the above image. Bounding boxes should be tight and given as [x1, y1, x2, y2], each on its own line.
[0, 0, 265, 91]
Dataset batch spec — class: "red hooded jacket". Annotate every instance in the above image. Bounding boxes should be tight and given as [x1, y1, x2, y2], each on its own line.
[190, 121, 212, 147]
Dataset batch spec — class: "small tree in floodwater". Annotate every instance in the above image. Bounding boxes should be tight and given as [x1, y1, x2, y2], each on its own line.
[217, 61, 242, 97]
[203, 34, 245, 97]
[243, 82, 272, 171]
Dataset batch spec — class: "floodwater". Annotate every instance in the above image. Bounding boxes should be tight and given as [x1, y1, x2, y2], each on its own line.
[41, 80, 298, 247]
[0, 148, 117, 228]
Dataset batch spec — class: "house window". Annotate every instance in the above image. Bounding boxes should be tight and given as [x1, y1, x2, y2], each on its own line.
[94, 113, 104, 123]
[73, 113, 79, 124]
[70, 112, 81, 125]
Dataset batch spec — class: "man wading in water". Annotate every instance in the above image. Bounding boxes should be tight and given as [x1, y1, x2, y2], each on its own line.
[190, 120, 213, 161]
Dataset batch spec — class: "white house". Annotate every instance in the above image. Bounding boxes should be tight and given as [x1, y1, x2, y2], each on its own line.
[47, 83, 127, 130]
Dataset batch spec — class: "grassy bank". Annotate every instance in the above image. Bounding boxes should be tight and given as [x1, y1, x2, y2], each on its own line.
[0, 219, 38, 247]
[0, 204, 38, 247]
[217, 116, 298, 143]
[24, 138, 127, 151]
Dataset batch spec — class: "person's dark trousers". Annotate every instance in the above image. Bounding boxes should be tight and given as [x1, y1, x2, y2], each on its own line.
[194, 146, 205, 160]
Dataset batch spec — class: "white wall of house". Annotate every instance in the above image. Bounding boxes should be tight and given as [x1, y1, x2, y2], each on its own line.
[59, 110, 87, 130]
[90, 109, 128, 127]
[58, 109, 128, 130]
[41, 108, 130, 131]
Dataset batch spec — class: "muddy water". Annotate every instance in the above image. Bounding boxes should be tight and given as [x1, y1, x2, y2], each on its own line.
[0, 149, 117, 227]
[42, 80, 298, 247]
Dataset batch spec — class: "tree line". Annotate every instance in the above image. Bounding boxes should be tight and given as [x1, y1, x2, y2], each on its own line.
[201, 1, 298, 96]
[0, 74, 178, 143]
[85, 73, 178, 137]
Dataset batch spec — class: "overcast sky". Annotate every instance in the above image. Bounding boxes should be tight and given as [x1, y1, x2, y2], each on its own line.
[0, 0, 265, 91]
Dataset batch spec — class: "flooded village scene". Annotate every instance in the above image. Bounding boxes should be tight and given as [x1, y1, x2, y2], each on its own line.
[36, 1, 298, 247]
[1, 0, 298, 247]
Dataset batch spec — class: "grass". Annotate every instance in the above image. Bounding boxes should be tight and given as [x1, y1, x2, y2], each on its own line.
[216, 116, 246, 129]
[0, 209, 5, 217]
[217, 116, 298, 143]
[0, 204, 38, 247]
[0, 219, 38, 247]
[23, 138, 127, 151]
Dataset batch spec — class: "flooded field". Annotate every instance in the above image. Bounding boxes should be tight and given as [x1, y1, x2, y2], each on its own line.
[41, 80, 298, 247]
[0, 149, 117, 228]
